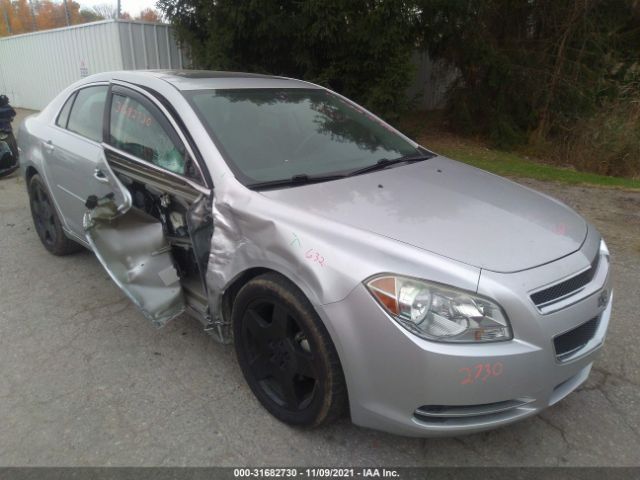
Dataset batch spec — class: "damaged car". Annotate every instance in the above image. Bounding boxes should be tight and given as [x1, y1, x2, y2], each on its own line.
[18, 70, 612, 437]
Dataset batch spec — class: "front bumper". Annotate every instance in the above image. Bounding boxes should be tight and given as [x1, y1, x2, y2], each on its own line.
[317, 246, 612, 437]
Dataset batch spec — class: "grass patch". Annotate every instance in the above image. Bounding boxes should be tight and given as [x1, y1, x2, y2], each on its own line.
[432, 142, 640, 189]
[400, 111, 640, 190]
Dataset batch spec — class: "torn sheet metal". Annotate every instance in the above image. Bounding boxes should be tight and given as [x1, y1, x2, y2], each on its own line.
[186, 193, 214, 295]
[83, 156, 185, 328]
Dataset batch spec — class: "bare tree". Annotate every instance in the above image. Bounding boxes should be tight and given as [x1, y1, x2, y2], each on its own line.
[91, 3, 117, 19]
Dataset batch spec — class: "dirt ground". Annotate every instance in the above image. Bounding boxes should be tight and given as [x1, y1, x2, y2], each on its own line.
[1, 109, 639, 466]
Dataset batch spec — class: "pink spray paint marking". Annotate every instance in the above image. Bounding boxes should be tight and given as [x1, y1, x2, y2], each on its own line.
[459, 362, 503, 385]
[305, 248, 327, 268]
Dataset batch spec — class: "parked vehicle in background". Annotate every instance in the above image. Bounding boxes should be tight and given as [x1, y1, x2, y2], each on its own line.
[17, 71, 612, 437]
[0, 94, 18, 177]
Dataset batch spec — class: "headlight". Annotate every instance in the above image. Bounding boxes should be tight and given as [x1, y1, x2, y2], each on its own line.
[365, 275, 512, 343]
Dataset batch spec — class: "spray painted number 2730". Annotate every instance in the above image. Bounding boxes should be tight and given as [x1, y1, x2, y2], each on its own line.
[459, 362, 503, 385]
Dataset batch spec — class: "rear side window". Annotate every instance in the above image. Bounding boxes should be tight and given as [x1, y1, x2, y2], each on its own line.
[66, 86, 108, 142]
[56, 92, 76, 128]
[109, 93, 186, 175]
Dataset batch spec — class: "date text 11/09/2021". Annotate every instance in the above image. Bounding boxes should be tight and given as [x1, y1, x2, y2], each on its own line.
[233, 468, 400, 478]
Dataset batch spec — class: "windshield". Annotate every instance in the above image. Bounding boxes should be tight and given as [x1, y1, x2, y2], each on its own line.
[185, 88, 420, 185]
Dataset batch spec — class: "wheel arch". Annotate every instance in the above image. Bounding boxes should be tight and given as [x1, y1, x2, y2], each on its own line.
[25, 165, 39, 183]
[219, 253, 333, 314]
[219, 265, 343, 347]
[220, 267, 273, 325]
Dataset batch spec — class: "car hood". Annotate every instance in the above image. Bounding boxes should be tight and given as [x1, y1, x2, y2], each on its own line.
[260, 156, 587, 273]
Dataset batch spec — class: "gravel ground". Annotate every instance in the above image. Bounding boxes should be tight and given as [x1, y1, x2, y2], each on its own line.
[1, 109, 639, 466]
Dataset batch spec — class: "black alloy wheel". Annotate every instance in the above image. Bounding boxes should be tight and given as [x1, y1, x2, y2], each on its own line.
[242, 299, 318, 411]
[30, 179, 58, 248]
[28, 174, 82, 255]
[233, 273, 348, 427]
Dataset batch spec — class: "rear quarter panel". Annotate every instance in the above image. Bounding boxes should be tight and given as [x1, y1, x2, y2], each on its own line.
[18, 114, 47, 179]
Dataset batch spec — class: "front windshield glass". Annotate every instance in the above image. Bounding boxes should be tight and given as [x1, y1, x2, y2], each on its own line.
[186, 88, 420, 185]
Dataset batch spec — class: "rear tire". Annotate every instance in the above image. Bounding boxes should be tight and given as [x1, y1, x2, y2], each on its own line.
[28, 174, 82, 256]
[233, 273, 348, 427]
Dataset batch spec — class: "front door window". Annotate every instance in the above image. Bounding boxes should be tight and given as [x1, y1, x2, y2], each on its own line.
[109, 94, 186, 175]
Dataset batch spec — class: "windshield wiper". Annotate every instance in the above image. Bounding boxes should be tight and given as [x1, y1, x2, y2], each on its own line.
[346, 153, 435, 177]
[246, 152, 435, 190]
[247, 173, 346, 191]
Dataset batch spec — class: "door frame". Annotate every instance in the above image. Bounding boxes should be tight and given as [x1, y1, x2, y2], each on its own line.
[104, 80, 212, 190]
[84, 81, 216, 326]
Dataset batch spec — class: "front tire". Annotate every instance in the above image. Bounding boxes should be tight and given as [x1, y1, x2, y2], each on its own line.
[233, 273, 348, 427]
[28, 174, 82, 256]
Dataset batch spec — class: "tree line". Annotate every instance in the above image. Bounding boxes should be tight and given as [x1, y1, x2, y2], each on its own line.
[158, 0, 640, 177]
[0, 1, 162, 37]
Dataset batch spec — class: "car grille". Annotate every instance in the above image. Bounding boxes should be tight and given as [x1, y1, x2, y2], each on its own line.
[554, 316, 600, 361]
[531, 253, 600, 308]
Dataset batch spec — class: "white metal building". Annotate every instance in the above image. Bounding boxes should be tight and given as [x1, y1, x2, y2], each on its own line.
[0, 19, 188, 110]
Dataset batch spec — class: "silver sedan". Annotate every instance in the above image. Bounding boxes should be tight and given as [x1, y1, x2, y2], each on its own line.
[18, 70, 612, 436]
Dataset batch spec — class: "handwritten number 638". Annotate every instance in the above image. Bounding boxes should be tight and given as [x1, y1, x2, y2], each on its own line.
[459, 362, 503, 385]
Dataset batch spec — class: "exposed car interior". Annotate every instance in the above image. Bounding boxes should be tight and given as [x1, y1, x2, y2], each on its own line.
[90, 146, 213, 328]
[87, 146, 213, 330]
[69, 83, 215, 329]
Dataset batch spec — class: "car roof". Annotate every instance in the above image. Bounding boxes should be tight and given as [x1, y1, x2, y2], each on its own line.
[82, 70, 321, 91]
